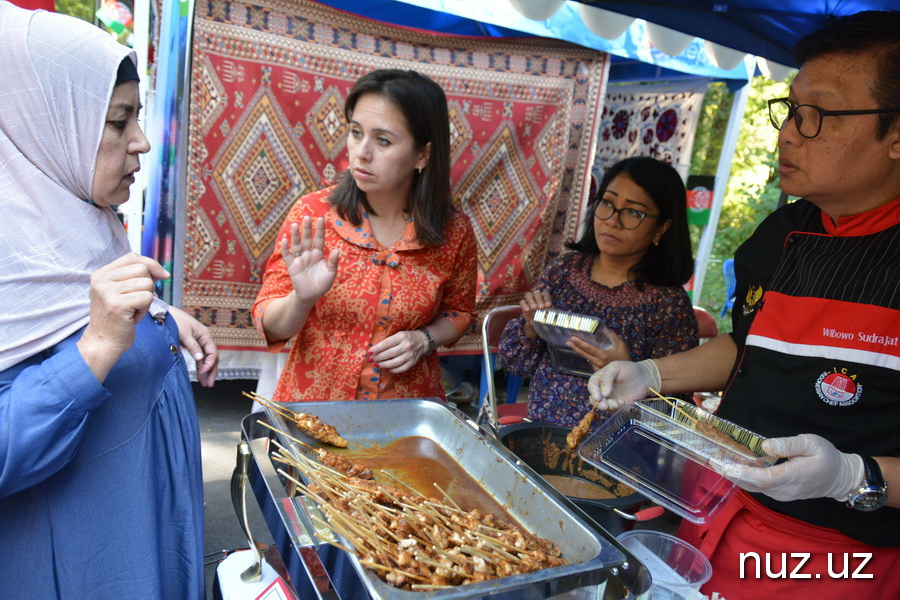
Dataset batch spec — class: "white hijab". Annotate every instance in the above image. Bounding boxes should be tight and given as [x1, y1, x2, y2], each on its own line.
[0, 2, 158, 371]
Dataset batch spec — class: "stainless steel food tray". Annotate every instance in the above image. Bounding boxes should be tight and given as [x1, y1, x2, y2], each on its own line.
[241, 398, 652, 600]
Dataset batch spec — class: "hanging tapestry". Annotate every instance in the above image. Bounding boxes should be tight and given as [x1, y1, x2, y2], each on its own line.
[183, 0, 608, 356]
[593, 79, 708, 182]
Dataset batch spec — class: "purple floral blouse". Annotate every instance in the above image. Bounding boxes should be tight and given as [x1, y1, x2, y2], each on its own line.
[498, 252, 699, 428]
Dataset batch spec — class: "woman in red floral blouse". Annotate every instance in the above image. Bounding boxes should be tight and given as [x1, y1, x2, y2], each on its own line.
[253, 70, 477, 402]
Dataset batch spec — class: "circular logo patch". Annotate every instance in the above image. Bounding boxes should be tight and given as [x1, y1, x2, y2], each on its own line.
[815, 371, 862, 406]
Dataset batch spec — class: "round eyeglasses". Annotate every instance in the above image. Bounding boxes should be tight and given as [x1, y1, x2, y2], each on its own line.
[768, 97, 900, 139]
[594, 198, 660, 230]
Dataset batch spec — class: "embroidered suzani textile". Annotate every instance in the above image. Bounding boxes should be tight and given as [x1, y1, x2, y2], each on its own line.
[593, 79, 707, 181]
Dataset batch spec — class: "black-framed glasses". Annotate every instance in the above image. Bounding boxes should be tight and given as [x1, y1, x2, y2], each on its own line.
[594, 198, 660, 230]
[768, 97, 900, 139]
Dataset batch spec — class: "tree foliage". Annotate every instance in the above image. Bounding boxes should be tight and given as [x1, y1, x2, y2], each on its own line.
[55, 0, 94, 23]
[689, 75, 791, 333]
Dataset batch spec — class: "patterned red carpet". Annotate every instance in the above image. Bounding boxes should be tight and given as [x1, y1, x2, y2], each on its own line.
[184, 0, 609, 352]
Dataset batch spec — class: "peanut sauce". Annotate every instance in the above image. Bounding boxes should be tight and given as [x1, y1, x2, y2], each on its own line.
[343, 436, 516, 520]
[541, 474, 617, 500]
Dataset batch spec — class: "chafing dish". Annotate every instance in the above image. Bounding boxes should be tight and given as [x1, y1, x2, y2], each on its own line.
[239, 398, 651, 599]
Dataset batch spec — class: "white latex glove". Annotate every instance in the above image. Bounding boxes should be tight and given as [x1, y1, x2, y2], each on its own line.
[717, 434, 864, 502]
[587, 359, 661, 411]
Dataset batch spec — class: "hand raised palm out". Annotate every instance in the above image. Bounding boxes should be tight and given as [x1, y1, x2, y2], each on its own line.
[281, 216, 340, 303]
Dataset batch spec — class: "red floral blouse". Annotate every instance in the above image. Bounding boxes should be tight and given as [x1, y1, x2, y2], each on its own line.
[252, 187, 477, 402]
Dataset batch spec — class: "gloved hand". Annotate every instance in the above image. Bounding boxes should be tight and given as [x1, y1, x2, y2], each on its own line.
[717, 434, 864, 502]
[587, 359, 661, 411]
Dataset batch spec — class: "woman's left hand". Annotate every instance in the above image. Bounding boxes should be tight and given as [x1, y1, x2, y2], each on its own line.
[567, 329, 629, 371]
[168, 306, 220, 387]
[368, 330, 429, 374]
[282, 216, 340, 304]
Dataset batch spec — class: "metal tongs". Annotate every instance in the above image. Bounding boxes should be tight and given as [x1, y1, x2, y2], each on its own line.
[231, 441, 263, 582]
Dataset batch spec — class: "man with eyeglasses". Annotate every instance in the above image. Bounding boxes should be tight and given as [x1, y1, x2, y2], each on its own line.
[588, 11, 899, 599]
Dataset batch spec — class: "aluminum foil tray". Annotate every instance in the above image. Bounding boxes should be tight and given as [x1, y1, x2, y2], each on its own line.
[249, 398, 649, 600]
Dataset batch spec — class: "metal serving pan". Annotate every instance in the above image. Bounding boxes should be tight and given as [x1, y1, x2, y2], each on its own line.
[241, 398, 651, 600]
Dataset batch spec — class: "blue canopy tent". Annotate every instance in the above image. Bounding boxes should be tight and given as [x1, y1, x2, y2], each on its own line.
[290, 0, 897, 299]
[136, 0, 896, 381]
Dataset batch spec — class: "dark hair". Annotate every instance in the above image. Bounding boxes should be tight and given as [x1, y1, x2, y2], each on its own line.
[328, 69, 452, 246]
[793, 10, 900, 138]
[115, 57, 140, 85]
[566, 157, 693, 287]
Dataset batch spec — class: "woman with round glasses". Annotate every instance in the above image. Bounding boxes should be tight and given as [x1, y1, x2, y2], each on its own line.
[498, 156, 698, 427]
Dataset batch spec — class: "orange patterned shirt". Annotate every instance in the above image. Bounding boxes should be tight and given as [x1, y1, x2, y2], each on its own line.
[253, 187, 477, 402]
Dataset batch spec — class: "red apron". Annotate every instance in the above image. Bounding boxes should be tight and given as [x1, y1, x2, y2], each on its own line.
[678, 491, 900, 599]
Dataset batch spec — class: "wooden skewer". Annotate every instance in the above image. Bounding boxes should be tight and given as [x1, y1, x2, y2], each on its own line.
[405, 501, 464, 534]
[648, 387, 698, 424]
[379, 470, 426, 498]
[461, 544, 510, 563]
[275, 467, 306, 490]
[258, 420, 318, 452]
[244, 391, 300, 421]
[321, 539, 357, 554]
[358, 561, 432, 583]
[432, 483, 462, 511]
[256, 419, 313, 452]
[468, 536, 521, 561]
[414, 555, 471, 578]
[435, 548, 477, 566]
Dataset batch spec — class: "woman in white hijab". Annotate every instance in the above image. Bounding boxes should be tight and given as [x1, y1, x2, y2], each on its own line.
[0, 3, 217, 597]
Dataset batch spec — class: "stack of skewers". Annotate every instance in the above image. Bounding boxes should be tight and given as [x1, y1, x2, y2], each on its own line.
[248, 392, 570, 591]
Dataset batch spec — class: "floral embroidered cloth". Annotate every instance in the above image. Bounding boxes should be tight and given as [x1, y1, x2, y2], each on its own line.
[499, 252, 698, 427]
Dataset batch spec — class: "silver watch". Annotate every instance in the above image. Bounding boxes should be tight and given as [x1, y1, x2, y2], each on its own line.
[846, 456, 888, 512]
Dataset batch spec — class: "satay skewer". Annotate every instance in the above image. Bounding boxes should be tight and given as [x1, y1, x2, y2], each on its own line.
[256, 418, 309, 448]
[244, 391, 348, 447]
[414, 555, 472, 578]
[566, 403, 600, 449]
[270, 420, 570, 590]
[648, 387, 698, 424]
[435, 548, 478, 566]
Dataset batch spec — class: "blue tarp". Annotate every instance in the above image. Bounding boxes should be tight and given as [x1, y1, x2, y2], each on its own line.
[318, 0, 755, 81]
[313, 0, 900, 82]
[569, 0, 896, 68]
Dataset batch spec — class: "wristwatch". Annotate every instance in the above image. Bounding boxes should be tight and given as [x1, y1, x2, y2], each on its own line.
[418, 327, 435, 356]
[846, 456, 888, 512]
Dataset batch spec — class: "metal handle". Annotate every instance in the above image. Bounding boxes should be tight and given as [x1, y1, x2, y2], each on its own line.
[612, 505, 665, 522]
[231, 441, 263, 582]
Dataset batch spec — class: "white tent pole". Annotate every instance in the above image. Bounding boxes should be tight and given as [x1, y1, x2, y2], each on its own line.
[124, 0, 150, 252]
[692, 73, 751, 304]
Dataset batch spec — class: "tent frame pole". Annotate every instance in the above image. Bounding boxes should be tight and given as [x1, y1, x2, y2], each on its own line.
[692, 75, 751, 306]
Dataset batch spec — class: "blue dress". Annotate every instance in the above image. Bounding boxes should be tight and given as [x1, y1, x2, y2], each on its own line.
[0, 315, 204, 599]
